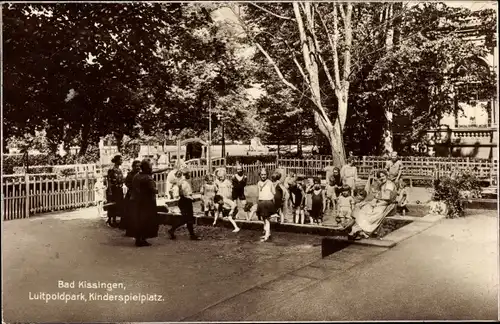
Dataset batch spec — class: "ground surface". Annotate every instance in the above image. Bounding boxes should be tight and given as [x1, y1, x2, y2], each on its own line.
[242, 210, 499, 321]
[3, 201, 497, 322]
[3, 213, 322, 322]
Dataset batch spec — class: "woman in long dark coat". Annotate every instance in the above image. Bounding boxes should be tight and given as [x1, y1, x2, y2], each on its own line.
[106, 155, 124, 227]
[121, 160, 141, 232]
[127, 160, 160, 247]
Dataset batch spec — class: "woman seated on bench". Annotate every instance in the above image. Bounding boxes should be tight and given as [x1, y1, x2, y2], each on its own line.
[346, 170, 397, 240]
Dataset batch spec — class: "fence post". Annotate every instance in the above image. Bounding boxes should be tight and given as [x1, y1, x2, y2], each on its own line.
[24, 174, 30, 218]
[85, 170, 90, 206]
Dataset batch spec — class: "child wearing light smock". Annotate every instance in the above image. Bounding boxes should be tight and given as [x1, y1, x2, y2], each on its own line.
[201, 174, 217, 218]
[337, 185, 354, 226]
[94, 175, 106, 218]
[341, 158, 358, 195]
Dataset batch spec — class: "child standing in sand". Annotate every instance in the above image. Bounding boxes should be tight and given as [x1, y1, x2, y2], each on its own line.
[337, 185, 354, 227]
[94, 175, 106, 218]
[397, 180, 410, 216]
[201, 174, 217, 218]
[306, 177, 326, 225]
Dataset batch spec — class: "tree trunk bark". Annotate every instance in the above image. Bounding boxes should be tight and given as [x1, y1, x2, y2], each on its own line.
[78, 125, 90, 157]
[384, 109, 394, 154]
[114, 133, 124, 154]
[385, 4, 394, 51]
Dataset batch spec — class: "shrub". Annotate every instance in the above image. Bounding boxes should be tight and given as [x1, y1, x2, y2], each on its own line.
[226, 155, 277, 165]
[432, 172, 482, 218]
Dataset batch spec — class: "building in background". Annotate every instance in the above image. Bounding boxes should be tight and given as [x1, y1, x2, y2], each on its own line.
[426, 11, 498, 159]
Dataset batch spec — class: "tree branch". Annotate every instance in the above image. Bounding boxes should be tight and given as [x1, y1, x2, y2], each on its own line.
[312, 5, 337, 92]
[342, 3, 353, 83]
[338, 3, 346, 21]
[250, 3, 294, 21]
[293, 2, 333, 130]
[253, 43, 299, 93]
[332, 4, 342, 88]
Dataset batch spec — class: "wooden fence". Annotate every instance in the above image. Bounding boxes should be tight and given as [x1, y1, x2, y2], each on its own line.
[3, 156, 497, 221]
[3, 173, 97, 220]
[226, 162, 278, 185]
[277, 156, 497, 183]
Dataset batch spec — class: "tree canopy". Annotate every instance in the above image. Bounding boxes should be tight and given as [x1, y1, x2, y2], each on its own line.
[3, 3, 256, 155]
[3, 2, 497, 160]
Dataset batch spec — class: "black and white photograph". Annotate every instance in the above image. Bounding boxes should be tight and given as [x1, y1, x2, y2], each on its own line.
[1, 1, 499, 322]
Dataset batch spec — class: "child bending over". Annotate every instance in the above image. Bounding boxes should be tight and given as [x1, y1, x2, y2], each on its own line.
[243, 201, 258, 221]
[213, 194, 241, 233]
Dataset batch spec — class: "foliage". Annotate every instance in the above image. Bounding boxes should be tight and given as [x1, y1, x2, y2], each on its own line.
[364, 3, 497, 154]
[3, 3, 252, 155]
[226, 155, 277, 165]
[232, 2, 496, 157]
[432, 172, 482, 218]
[6, 131, 50, 154]
[254, 81, 315, 148]
[3, 155, 49, 174]
[2, 146, 100, 175]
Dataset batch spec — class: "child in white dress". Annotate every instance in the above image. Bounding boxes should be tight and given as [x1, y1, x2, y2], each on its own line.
[94, 175, 106, 218]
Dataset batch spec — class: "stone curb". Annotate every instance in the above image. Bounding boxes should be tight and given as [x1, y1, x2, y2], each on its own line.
[182, 213, 399, 248]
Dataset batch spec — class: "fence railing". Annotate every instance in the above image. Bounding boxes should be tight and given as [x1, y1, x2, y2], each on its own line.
[3, 156, 497, 221]
[226, 162, 277, 185]
[276, 156, 497, 182]
[3, 173, 97, 220]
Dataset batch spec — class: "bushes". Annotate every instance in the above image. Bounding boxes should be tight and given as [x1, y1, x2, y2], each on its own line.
[432, 172, 482, 218]
[226, 155, 277, 165]
[2, 147, 100, 174]
[2, 154, 51, 174]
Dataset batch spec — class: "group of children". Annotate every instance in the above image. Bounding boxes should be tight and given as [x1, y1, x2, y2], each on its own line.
[92, 153, 411, 243]
[284, 175, 359, 227]
[199, 166, 250, 233]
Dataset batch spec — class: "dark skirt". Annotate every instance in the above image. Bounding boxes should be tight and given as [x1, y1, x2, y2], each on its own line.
[107, 189, 124, 219]
[126, 199, 159, 239]
[257, 200, 276, 219]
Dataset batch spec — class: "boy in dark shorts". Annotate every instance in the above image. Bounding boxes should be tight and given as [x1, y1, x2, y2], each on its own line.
[167, 172, 200, 241]
[306, 177, 326, 225]
[272, 172, 285, 223]
[256, 168, 275, 242]
[231, 165, 248, 220]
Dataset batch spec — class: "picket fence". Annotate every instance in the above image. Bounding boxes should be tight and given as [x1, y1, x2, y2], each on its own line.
[2, 162, 277, 221]
[277, 156, 497, 183]
[2, 156, 497, 221]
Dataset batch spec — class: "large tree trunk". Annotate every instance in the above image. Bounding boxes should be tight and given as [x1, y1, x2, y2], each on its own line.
[294, 2, 347, 165]
[383, 3, 394, 154]
[385, 4, 394, 50]
[114, 133, 124, 153]
[78, 124, 90, 156]
[384, 109, 394, 154]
